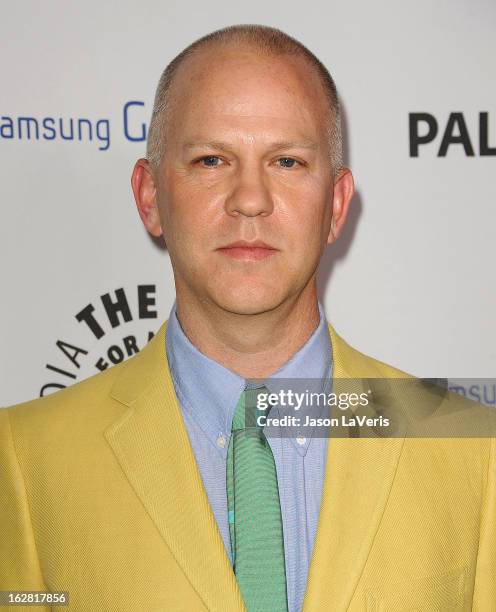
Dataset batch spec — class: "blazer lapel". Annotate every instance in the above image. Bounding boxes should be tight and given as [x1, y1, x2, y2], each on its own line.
[104, 320, 246, 612]
[302, 323, 407, 612]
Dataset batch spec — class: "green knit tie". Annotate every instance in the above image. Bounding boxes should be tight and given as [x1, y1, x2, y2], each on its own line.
[226, 386, 288, 612]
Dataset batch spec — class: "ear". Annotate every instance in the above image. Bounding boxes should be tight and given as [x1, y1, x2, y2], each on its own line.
[131, 158, 163, 237]
[326, 167, 355, 245]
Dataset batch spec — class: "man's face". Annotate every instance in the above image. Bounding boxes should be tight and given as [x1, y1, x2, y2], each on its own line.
[142, 46, 352, 315]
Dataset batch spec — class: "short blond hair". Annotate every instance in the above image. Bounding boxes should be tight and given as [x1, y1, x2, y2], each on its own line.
[146, 24, 342, 174]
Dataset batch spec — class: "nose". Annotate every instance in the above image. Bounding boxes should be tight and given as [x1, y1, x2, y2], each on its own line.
[224, 164, 274, 218]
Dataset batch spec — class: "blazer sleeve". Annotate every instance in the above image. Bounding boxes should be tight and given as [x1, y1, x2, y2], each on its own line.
[0, 408, 50, 610]
[472, 436, 496, 610]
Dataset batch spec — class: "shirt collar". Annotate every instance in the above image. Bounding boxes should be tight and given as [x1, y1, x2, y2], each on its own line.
[166, 300, 332, 457]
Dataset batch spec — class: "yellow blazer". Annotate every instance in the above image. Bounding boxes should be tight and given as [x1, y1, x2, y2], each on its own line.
[1, 320, 494, 611]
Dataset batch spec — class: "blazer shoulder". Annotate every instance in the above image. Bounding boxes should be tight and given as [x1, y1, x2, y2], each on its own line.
[328, 322, 415, 379]
[3, 319, 170, 430]
[329, 323, 496, 442]
[2, 358, 130, 443]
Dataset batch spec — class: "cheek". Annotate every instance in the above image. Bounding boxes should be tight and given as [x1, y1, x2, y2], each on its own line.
[162, 182, 216, 238]
[277, 184, 329, 243]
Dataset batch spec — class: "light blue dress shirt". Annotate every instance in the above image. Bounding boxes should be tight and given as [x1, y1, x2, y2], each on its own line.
[165, 300, 333, 612]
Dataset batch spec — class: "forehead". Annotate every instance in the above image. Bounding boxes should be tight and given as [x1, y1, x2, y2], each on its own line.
[166, 44, 330, 145]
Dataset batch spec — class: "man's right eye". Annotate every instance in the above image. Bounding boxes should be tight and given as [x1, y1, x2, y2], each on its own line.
[198, 156, 223, 167]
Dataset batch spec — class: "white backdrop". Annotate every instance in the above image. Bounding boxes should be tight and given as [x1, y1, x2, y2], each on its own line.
[1, 0, 495, 406]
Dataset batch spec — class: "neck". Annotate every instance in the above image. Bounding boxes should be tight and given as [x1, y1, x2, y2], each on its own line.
[174, 281, 321, 379]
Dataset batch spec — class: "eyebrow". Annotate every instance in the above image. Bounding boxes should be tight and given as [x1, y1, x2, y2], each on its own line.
[182, 140, 318, 152]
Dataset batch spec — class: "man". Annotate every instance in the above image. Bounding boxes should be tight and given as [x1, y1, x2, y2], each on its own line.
[1, 24, 494, 612]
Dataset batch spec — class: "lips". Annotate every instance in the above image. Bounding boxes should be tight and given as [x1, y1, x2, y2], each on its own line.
[220, 240, 275, 249]
[217, 240, 278, 261]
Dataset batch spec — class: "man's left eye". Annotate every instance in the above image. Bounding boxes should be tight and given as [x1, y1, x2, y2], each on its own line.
[277, 158, 299, 168]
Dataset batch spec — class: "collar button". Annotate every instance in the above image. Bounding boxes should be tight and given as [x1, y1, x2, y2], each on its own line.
[216, 433, 227, 448]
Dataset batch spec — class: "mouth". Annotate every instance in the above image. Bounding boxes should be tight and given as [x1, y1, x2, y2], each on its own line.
[216, 240, 278, 262]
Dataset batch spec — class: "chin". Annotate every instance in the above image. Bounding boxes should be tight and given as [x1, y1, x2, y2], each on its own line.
[209, 284, 286, 316]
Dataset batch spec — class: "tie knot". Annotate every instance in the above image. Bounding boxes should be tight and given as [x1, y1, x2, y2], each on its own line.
[231, 386, 270, 432]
